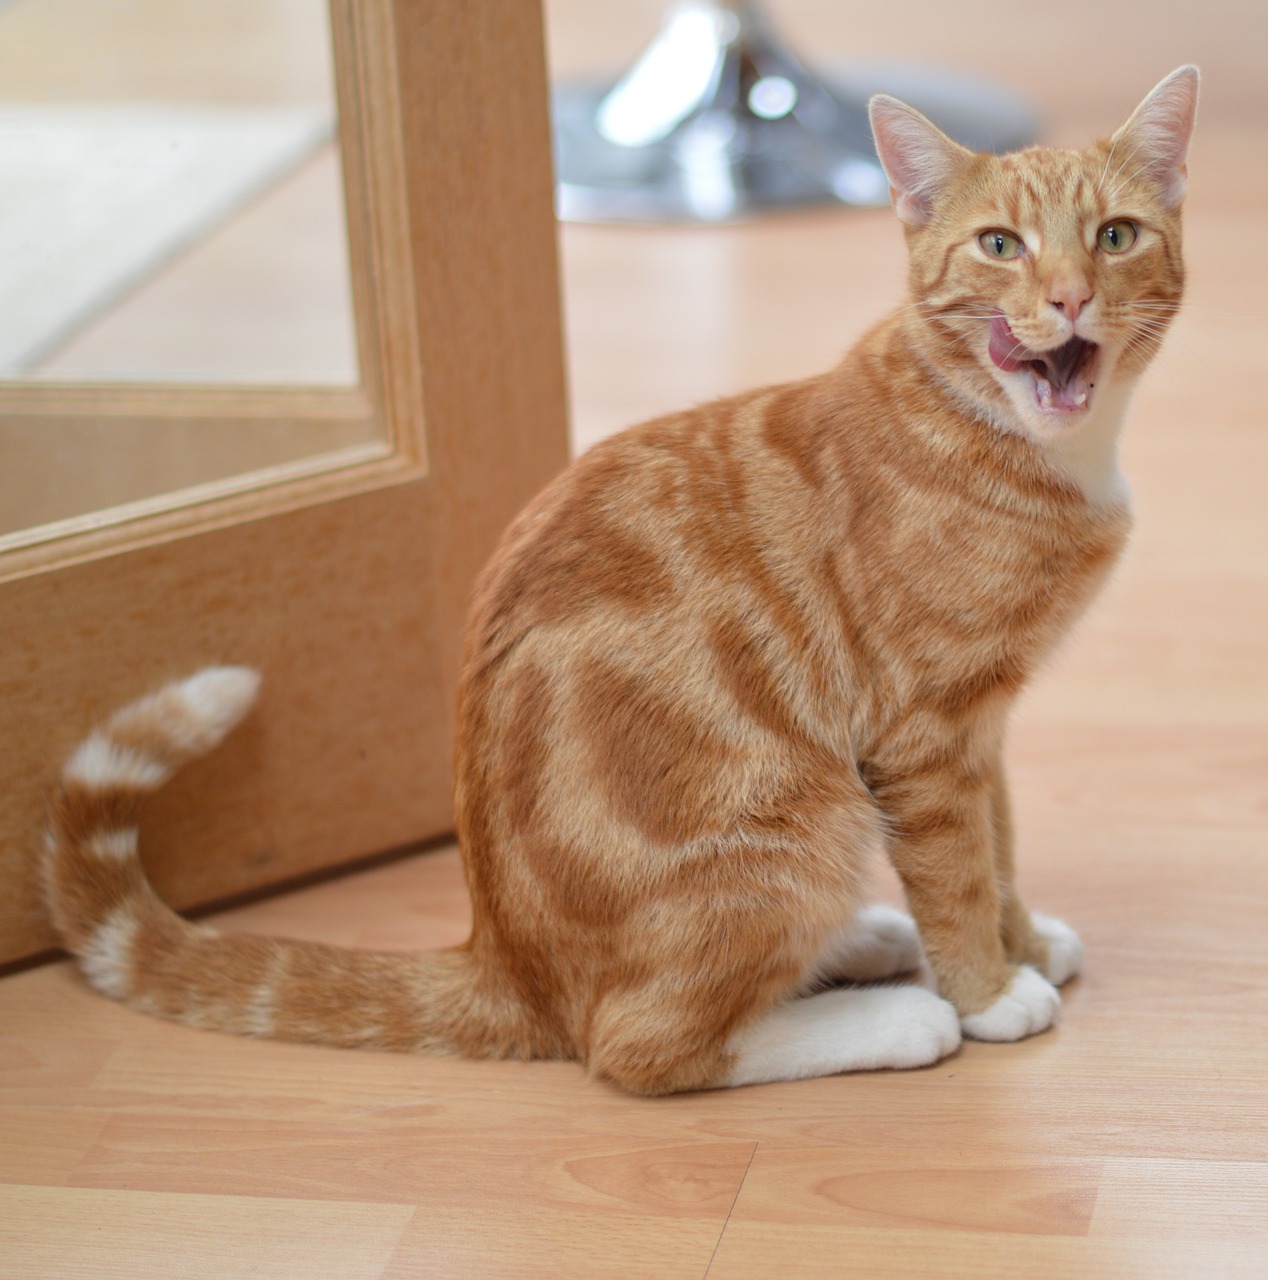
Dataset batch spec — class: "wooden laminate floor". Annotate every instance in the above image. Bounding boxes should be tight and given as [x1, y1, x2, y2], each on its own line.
[4, 1, 1268, 1276]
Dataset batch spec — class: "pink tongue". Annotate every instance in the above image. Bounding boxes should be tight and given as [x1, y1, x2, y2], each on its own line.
[988, 315, 1042, 372]
[988, 314, 1092, 411]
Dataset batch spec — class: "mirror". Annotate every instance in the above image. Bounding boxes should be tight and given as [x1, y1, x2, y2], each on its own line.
[0, 0, 370, 540]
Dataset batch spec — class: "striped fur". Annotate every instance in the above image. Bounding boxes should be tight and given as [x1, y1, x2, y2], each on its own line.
[43, 70, 1197, 1094]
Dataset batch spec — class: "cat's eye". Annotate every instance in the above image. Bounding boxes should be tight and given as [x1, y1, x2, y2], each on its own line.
[1097, 221, 1138, 254]
[978, 230, 1024, 260]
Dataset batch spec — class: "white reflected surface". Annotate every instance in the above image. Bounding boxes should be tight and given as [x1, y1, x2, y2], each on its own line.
[597, 3, 734, 148]
[0, 105, 335, 375]
[0, 0, 357, 386]
[0, 0, 369, 540]
[747, 75, 797, 120]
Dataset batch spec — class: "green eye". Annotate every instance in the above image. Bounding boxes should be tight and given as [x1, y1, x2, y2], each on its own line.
[979, 230, 1024, 260]
[1098, 221, 1138, 253]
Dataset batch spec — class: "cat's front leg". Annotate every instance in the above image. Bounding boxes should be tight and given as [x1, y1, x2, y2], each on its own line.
[988, 755, 1084, 986]
[871, 752, 1060, 1042]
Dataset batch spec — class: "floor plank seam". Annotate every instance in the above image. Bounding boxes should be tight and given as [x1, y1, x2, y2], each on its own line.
[703, 1140, 759, 1280]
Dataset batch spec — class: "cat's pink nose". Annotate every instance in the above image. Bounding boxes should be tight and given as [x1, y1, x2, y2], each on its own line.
[1048, 282, 1093, 323]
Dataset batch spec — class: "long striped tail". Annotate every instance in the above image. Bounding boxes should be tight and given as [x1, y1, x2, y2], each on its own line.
[42, 669, 527, 1058]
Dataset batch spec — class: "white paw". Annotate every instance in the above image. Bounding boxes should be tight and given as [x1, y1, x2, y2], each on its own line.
[1031, 913, 1083, 986]
[851, 905, 925, 976]
[726, 985, 961, 1086]
[885, 987, 963, 1069]
[810, 905, 924, 987]
[960, 966, 1060, 1042]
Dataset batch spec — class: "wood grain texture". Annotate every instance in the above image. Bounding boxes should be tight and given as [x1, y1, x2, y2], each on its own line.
[0, 0, 570, 965]
[4, 0, 1267, 1273]
[0, 387, 378, 539]
[4, 812, 1268, 1276]
[390, 0, 572, 742]
[0, 481, 448, 961]
[0, 1185, 415, 1280]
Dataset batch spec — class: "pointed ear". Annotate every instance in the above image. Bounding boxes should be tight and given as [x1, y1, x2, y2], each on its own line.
[1109, 65, 1199, 208]
[868, 95, 971, 227]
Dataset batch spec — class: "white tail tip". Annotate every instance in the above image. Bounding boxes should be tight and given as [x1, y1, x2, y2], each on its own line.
[174, 666, 262, 741]
[64, 666, 264, 791]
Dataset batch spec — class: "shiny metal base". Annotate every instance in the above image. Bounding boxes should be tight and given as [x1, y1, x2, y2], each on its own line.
[553, 1, 1038, 223]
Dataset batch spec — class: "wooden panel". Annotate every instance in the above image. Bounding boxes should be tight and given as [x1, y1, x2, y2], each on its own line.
[0, 1185, 415, 1280]
[1, 480, 448, 960]
[389, 0, 572, 726]
[0, 0, 570, 965]
[0, 390, 378, 538]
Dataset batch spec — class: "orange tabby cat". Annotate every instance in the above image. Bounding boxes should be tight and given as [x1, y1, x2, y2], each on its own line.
[43, 67, 1198, 1094]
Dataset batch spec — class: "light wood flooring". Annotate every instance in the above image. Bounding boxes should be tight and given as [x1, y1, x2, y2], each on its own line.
[4, 1, 1268, 1276]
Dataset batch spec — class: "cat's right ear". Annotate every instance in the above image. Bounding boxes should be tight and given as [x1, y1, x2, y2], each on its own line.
[869, 95, 970, 227]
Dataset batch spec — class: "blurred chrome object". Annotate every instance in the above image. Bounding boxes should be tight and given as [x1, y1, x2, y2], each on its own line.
[553, 0, 1038, 223]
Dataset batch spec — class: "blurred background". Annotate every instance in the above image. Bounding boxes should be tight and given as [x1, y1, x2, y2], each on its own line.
[547, 0, 1266, 447]
[1, 0, 1262, 450]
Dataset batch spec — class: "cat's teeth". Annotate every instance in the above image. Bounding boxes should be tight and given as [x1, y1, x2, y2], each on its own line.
[1074, 391, 1088, 408]
[1037, 377, 1053, 410]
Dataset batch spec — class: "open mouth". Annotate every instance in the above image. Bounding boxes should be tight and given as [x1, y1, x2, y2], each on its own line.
[988, 315, 1099, 415]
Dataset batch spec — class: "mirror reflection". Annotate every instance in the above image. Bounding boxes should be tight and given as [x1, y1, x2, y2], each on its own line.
[0, 0, 358, 385]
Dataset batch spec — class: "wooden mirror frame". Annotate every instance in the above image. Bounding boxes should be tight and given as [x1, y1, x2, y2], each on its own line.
[0, 0, 571, 967]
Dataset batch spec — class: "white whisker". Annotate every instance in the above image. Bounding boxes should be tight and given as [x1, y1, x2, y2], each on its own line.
[1101, 140, 1144, 197]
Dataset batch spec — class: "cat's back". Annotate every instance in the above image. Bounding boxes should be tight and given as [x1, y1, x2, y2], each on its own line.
[462, 368, 855, 679]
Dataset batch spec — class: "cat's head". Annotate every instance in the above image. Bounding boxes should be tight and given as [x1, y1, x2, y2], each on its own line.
[869, 67, 1198, 442]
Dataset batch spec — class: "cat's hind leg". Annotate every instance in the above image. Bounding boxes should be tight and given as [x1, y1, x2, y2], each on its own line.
[1017, 913, 1084, 986]
[585, 912, 958, 1095]
[801, 905, 925, 989]
[581, 764, 917, 1094]
[725, 985, 961, 1086]
[587, 975, 961, 1094]
[998, 891, 1083, 987]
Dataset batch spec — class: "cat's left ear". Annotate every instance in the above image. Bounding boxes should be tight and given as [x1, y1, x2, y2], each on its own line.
[869, 95, 972, 227]
[1109, 65, 1200, 209]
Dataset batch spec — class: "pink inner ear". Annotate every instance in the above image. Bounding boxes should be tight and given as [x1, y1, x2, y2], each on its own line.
[869, 95, 964, 227]
[1115, 67, 1199, 207]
